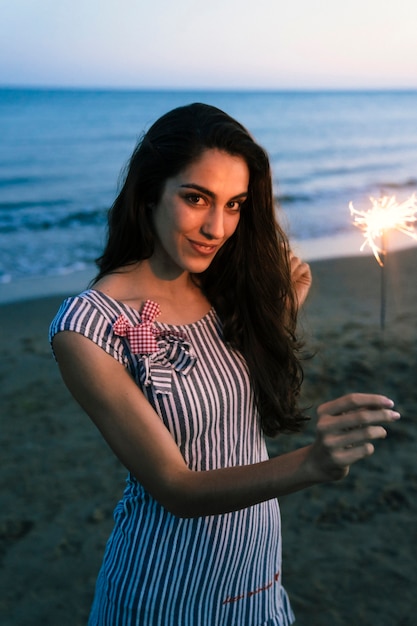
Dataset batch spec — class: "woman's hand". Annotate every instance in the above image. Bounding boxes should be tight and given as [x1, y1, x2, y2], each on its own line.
[289, 252, 312, 307]
[305, 393, 401, 482]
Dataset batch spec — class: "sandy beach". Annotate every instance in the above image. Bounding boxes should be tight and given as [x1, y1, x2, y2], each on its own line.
[1, 247, 416, 626]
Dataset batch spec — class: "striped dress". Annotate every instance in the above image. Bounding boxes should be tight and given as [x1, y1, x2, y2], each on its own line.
[49, 289, 295, 626]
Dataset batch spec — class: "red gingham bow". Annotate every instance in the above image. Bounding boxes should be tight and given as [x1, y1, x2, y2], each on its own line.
[113, 300, 161, 354]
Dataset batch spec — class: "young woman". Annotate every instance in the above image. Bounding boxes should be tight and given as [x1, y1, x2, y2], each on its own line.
[49, 103, 399, 625]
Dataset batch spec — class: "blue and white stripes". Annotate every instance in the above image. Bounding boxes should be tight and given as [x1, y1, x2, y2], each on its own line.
[49, 290, 295, 625]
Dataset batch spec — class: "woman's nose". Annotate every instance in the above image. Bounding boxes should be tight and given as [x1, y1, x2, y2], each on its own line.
[200, 207, 224, 240]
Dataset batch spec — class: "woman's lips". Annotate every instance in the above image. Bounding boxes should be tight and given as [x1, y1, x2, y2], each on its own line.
[188, 240, 219, 256]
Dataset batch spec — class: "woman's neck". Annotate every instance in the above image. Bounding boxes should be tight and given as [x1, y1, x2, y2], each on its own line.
[94, 260, 211, 324]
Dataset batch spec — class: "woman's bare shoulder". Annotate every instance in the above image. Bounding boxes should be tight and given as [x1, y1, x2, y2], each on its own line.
[92, 264, 147, 310]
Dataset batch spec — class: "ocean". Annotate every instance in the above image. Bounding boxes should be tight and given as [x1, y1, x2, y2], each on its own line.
[1, 88, 417, 285]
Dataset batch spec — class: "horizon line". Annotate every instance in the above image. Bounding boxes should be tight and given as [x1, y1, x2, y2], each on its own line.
[1, 83, 417, 93]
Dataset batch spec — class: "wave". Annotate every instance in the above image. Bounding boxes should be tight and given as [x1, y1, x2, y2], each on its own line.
[276, 193, 312, 204]
[0, 207, 106, 233]
[274, 193, 313, 207]
[0, 176, 46, 188]
[377, 178, 417, 190]
[310, 161, 392, 179]
[0, 198, 72, 211]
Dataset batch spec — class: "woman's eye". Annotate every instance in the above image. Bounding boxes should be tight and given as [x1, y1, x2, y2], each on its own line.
[186, 194, 204, 205]
[227, 201, 242, 212]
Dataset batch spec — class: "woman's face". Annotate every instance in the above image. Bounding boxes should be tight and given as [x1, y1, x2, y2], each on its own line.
[151, 149, 249, 277]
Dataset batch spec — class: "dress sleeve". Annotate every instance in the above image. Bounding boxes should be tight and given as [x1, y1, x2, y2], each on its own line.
[49, 294, 128, 366]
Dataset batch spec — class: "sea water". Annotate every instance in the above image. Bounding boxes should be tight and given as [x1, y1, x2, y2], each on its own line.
[1, 88, 416, 284]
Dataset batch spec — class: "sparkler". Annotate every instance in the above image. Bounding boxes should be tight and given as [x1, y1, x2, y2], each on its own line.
[349, 193, 417, 329]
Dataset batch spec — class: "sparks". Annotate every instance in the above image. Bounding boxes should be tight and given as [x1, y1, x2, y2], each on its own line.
[349, 194, 417, 266]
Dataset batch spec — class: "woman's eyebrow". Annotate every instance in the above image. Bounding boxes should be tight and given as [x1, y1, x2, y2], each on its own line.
[179, 183, 248, 200]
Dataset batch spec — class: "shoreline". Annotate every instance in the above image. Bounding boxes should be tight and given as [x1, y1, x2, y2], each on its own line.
[1, 231, 416, 305]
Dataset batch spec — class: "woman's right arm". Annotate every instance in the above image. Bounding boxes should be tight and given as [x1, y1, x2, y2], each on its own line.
[53, 332, 400, 518]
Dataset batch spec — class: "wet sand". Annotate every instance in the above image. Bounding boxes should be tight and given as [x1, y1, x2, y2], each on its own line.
[1, 247, 416, 625]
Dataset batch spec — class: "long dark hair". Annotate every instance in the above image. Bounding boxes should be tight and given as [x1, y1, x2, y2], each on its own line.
[95, 103, 306, 436]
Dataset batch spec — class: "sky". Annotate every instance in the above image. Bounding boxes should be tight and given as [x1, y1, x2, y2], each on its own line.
[1, 0, 416, 90]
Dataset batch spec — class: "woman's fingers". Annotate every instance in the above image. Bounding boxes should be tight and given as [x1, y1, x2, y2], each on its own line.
[317, 392, 395, 418]
[326, 442, 376, 468]
[317, 407, 400, 435]
[289, 253, 312, 306]
[316, 394, 400, 451]
[309, 393, 401, 481]
[322, 425, 388, 450]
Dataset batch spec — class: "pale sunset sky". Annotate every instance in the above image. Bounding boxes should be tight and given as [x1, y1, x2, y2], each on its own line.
[1, 0, 416, 89]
